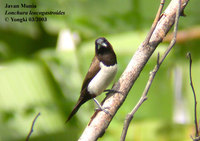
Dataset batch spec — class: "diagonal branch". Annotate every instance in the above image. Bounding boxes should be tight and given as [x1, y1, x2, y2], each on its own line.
[79, 0, 189, 140]
[121, 0, 181, 140]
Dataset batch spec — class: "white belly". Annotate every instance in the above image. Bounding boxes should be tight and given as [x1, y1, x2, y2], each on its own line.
[87, 62, 117, 96]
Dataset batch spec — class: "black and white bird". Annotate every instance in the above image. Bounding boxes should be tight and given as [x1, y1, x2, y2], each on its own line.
[66, 37, 117, 122]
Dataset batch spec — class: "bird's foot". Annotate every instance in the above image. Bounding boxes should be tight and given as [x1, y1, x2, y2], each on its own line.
[95, 107, 110, 115]
[104, 89, 123, 96]
[93, 98, 111, 115]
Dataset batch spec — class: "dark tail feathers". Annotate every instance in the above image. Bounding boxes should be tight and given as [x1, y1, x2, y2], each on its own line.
[66, 98, 86, 123]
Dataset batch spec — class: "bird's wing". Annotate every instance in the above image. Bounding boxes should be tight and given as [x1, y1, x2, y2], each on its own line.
[81, 56, 100, 91]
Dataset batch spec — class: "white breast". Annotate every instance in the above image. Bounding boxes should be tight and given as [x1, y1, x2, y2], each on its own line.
[87, 62, 117, 96]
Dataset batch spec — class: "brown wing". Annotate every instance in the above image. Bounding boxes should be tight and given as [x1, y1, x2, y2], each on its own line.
[66, 57, 100, 122]
[81, 56, 100, 91]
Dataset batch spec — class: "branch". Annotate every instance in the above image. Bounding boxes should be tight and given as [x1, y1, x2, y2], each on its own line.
[79, 0, 189, 140]
[143, 0, 165, 46]
[187, 52, 199, 139]
[121, 0, 181, 140]
[26, 112, 41, 141]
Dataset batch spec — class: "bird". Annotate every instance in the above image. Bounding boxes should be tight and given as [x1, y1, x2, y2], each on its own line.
[66, 37, 117, 122]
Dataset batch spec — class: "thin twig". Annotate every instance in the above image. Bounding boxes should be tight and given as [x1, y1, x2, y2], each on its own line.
[120, 0, 181, 140]
[120, 0, 166, 138]
[187, 52, 199, 138]
[120, 1, 166, 137]
[143, 0, 165, 46]
[26, 112, 41, 141]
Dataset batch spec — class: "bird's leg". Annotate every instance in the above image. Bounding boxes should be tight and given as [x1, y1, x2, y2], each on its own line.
[93, 98, 110, 115]
[104, 89, 123, 96]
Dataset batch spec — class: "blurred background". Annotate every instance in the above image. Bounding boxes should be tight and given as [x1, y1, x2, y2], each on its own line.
[0, 0, 200, 140]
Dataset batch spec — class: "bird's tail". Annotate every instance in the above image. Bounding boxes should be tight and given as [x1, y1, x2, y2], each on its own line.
[66, 97, 87, 123]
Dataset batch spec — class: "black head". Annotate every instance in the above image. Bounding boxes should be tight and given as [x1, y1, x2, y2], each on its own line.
[95, 37, 117, 66]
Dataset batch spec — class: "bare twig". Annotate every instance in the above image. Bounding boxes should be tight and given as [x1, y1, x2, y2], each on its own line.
[120, 0, 165, 140]
[187, 52, 199, 139]
[143, 0, 165, 46]
[79, 1, 189, 140]
[26, 112, 41, 141]
[120, 0, 181, 140]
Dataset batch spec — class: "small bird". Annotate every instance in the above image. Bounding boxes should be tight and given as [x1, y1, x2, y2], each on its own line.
[66, 37, 117, 122]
